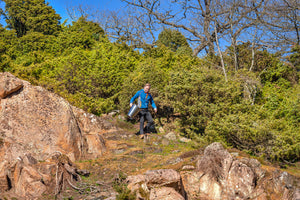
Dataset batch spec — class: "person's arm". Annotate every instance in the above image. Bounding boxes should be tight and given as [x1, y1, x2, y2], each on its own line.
[150, 96, 157, 113]
[130, 91, 140, 107]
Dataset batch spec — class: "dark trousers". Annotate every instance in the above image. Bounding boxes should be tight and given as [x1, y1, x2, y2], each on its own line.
[139, 109, 154, 135]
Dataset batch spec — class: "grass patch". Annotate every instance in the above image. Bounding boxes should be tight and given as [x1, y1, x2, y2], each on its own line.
[115, 118, 135, 131]
[283, 163, 300, 178]
[113, 172, 136, 200]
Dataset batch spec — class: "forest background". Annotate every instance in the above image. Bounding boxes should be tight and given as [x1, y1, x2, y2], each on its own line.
[0, 0, 299, 164]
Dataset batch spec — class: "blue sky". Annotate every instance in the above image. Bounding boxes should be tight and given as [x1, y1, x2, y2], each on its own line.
[46, 0, 127, 22]
[0, 0, 127, 25]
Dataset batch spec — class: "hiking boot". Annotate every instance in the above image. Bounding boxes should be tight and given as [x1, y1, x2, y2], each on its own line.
[140, 134, 144, 139]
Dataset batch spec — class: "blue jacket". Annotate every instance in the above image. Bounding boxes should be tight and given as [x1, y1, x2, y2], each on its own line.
[130, 89, 157, 109]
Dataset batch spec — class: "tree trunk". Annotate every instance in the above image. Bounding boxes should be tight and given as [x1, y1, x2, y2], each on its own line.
[215, 25, 227, 82]
[249, 28, 257, 71]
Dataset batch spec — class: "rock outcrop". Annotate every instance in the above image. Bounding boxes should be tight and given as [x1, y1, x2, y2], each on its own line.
[181, 142, 257, 199]
[0, 72, 118, 198]
[128, 142, 299, 200]
[149, 187, 185, 200]
[127, 169, 185, 200]
[0, 73, 23, 99]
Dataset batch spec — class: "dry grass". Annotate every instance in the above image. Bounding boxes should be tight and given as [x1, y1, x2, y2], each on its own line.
[179, 148, 203, 159]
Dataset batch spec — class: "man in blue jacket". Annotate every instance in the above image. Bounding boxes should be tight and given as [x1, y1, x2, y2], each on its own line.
[130, 83, 157, 139]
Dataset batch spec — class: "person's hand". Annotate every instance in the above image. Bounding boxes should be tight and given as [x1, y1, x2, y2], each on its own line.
[130, 103, 133, 107]
[154, 108, 157, 113]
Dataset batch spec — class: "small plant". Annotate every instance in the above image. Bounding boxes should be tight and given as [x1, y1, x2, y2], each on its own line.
[113, 172, 136, 200]
[0, 137, 4, 146]
[138, 184, 150, 200]
[63, 197, 73, 200]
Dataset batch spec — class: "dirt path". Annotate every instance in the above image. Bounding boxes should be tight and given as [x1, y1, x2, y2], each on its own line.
[47, 117, 197, 199]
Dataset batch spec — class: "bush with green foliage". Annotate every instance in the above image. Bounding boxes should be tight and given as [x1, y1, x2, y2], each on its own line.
[290, 45, 300, 72]
[0, 26, 16, 71]
[162, 63, 299, 162]
[49, 42, 139, 114]
[224, 42, 281, 72]
[119, 46, 201, 113]
[165, 67, 243, 137]
[15, 41, 140, 114]
[54, 17, 105, 52]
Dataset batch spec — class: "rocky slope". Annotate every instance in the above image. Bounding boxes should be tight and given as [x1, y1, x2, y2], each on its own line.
[0, 72, 299, 200]
[127, 142, 300, 200]
[0, 72, 117, 198]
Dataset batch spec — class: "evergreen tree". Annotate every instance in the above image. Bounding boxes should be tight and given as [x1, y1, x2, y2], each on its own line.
[290, 45, 300, 72]
[0, 25, 16, 71]
[70, 17, 105, 40]
[157, 29, 192, 55]
[55, 17, 105, 51]
[2, 0, 61, 37]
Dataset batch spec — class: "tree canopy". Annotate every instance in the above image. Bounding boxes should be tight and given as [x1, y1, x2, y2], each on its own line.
[157, 28, 192, 55]
[1, 0, 61, 37]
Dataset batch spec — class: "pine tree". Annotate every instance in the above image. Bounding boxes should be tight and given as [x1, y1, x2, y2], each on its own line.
[157, 29, 192, 55]
[2, 0, 61, 37]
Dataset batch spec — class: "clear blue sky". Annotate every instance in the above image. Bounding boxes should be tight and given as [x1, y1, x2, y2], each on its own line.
[47, 0, 127, 22]
[0, 0, 126, 25]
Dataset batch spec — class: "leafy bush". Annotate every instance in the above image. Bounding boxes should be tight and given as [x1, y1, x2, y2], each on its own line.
[40, 41, 140, 114]
[290, 45, 300, 71]
[165, 67, 243, 137]
[163, 66, 299, 162]
[224, 42, 280, 72]
[204, 81, 300, 162]
[260, 62, 298, 86]
[206, 106, 275, 157]
[119, 46, 201, 114]
[119, 59, 169, 113]
[0, 27, 17, 71]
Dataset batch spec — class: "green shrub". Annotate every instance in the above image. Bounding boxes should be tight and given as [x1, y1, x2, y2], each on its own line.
[42, 41, 140, 114]
[260, 62, 298, 86]
[165, 67, 243, 137]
